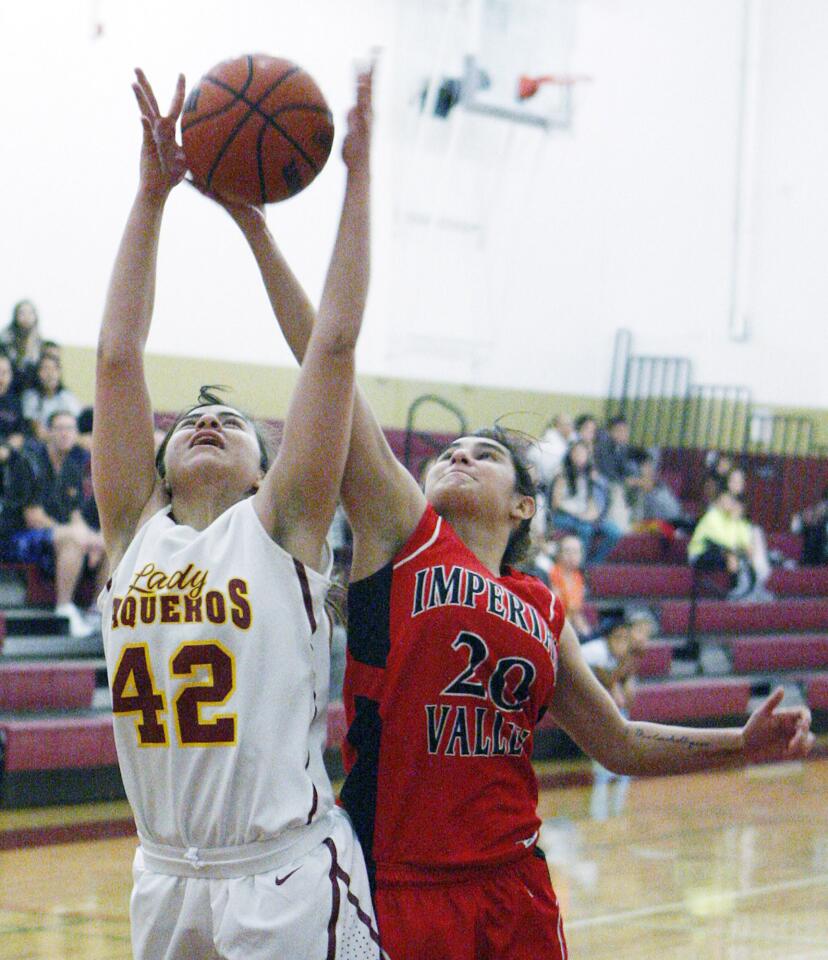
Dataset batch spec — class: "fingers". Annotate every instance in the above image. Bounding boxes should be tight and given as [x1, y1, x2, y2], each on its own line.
[169, 73, 186, 121]
[356, 66, 373, 115]
[132, 82, 153, 122]
[134, 68, 160, 116]
[759, 686, 785, 716]
[134, 68, 185, 122]
[787, 726, 815, 757]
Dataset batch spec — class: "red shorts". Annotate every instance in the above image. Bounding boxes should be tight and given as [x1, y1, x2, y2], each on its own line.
[374, 850, 567, 960]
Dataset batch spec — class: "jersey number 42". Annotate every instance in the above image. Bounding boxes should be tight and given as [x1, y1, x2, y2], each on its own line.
[110, 641, 236, 748]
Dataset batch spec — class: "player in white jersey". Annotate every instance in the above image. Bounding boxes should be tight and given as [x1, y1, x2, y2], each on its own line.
[92, 67, 383, 959]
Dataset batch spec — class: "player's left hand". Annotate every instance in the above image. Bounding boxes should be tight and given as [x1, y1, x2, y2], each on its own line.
[133, 69, 188, 196]
[741, 687, 815, 762]
[342, 62, 373, 171]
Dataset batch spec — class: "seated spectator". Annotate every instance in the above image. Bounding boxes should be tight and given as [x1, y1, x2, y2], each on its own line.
[574, 413, 598, 458]
[550, 440, 622, 565]
[581, 615, 632, 819]
[724, 467, 774, 595]
[701, 451, 734, 505]
[628, 453, 695, 535]
[688, 490, 767, 600]
[531, 413, 576, 490]
[593, 415, 640, 533]
[76, 405, 94, 448]
[21, 353, 81, 441]
[547, 534, 592, 639]
[0, 411, 104, 637]
[0, 350, 27, 456]
[791, 487, 828, 565]
[622, 607, 658, 691]
[0, 299, 43, 390]
[39, 339, 62, 365]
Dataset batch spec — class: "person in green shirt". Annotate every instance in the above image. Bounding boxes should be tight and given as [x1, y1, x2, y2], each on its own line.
[689, 490, 756, 598]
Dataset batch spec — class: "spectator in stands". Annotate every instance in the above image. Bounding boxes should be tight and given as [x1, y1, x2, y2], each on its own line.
[12, 411, 104, 637]
[1, 299, 42, 390]
[791, 487, 828, 565]
[547, 534, 592, 639]
[531, 413, 576, 489]
[0, 351, 27, 456]
[550, 440, 622, 565]
[702, 451, 734, 505]
[594, 415, 640, 533]
[76, 405, 94, 452]
[628, 452, 695, 535]
[688, 489, 763, 600]
[581, 615, 633, 819]
[39, 339, 62, 365]
[623, 607, 658, 692]
[574, 412, 598, 457]
[21, 354, 81, 442]
[0, 445, 38, 557]
[724, 467, 774, 598]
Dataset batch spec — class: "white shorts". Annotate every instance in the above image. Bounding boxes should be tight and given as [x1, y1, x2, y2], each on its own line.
[130, 809, 384, 960]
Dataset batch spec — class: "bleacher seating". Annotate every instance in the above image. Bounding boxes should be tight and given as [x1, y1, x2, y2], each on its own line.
[629, 678, 751, 723]
[0, 661, 95, 711]
[728, 635, 828, 673]
[2, 424, 827, 808]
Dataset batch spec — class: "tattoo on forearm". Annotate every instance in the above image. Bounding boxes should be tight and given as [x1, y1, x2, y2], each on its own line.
[634, 729, 720, 753]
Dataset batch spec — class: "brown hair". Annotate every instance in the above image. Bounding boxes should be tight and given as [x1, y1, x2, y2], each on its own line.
[154, 385, 271, 480]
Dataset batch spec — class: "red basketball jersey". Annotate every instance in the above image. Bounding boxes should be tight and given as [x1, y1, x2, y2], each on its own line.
[341, 505, 564, 881]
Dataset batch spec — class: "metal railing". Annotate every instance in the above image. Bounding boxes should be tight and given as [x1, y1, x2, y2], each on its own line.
[403, 394, 468, 473]
[607, 328, 820, 458]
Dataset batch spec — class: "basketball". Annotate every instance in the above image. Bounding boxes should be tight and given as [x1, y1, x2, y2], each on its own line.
[181, 54, 334, 204]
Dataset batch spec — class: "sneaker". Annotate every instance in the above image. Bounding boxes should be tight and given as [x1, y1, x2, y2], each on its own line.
[739, 585, 776, 605]
[84, 607, 103, 630]
[55, 602, 94, 638]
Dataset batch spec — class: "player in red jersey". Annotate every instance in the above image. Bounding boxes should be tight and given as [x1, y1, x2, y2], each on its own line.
[220, 67, 815, 960]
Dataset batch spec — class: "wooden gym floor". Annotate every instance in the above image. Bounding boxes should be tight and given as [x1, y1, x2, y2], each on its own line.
[0, 758, 826, 959]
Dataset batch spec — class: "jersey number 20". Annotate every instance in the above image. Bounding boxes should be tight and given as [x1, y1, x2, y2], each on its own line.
[111, 641, 236, 747]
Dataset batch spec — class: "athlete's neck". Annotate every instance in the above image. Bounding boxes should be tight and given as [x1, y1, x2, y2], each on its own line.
[446, 514, 510, 578]
[169, 485, 246, 531]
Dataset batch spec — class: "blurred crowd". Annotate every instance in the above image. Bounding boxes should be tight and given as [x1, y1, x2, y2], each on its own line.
[0, 299, 100, 637]
[527, 411, 828, 643]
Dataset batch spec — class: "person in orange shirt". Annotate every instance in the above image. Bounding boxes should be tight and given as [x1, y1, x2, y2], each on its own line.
[548, 535, 592, 639]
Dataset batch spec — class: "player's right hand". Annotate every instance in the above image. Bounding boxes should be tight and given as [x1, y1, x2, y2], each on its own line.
[132, 69, 188, 197]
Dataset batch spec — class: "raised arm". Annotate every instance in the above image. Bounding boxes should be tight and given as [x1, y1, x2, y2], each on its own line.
[92, 70, 187, 564]
[229, 70, 425, 578]
[549, 620, 814, 776]
[252, 69, 404, 571]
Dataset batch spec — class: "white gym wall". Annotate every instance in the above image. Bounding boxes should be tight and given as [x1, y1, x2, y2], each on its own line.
[0, 0, 825, 408]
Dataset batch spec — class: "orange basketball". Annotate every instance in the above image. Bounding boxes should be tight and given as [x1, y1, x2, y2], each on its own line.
[181, 54, 334, 204]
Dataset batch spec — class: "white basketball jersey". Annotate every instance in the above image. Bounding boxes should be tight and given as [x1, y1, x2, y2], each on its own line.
[101, 498, 334, 854]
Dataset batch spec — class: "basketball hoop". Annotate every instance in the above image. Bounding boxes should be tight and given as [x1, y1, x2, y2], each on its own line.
[517, 74, 592, 101]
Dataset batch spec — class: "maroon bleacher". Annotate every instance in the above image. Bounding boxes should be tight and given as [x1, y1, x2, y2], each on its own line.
[0, 715, 117, 772]
[589, 563, 828, 600]
[767, 567, 828, 596]
[629, 678, 751, 723]
[660, 598, 828, 635]
[605, 532, 804, 566]
[607, 534, 688, 564]
[590, 563, 692, 598]
[0, 662, 95, 711]
[806, 675, 828, 710]
[729, 635, 828, 673]
[636, 641, 673, 678]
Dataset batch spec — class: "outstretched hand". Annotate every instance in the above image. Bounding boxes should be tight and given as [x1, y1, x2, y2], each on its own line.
[186, 177, 268, 235]
[342, 63, 374, 172]
[742, 687, 814, 763]
[132, 68, 188, 198]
